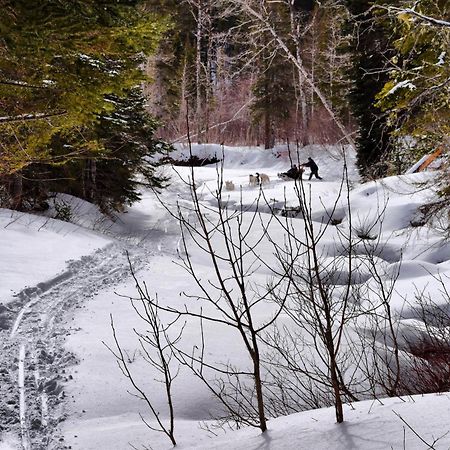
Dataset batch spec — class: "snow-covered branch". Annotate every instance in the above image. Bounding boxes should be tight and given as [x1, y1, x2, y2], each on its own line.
[0, 111, 67, 124]
[372, 5, 450, 28]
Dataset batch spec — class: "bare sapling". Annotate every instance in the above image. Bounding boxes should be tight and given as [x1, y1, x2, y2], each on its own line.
[319, 189, 407, 400]
[351, 242, 404, 398]
[261, 159, 359, 423]
[148, 112, 294, 431]
[105, 258, 182, 446]
[401, 274, 450, 394]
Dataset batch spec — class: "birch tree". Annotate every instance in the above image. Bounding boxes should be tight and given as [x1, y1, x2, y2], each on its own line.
[236, 0, 356, 148]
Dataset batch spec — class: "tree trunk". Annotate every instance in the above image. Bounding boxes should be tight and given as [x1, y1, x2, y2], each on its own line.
[290, 6, 309, 146]
[310, 17, 316, 121]
[8, 173, 23, 210]
[326, 328, 344, 423]
[264, 109, 274, 149]
[252, 349, 267, 432]
[196, 0, 204, 143]
[205, 20, 213, 143]
[83, 158, 96, 202]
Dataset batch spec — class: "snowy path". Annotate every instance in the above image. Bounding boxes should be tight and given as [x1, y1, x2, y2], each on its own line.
[0, 228, 178, 449]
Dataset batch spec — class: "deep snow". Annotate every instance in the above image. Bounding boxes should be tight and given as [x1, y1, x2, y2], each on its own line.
[1, 144, 450, 450]
[0, 209, 110, 304]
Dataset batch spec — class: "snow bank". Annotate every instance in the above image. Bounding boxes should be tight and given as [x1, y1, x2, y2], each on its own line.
[170, 143, 358, 177]
[191, 393, 450, 450]
[0, 208, 110, 303]
[44, 194, 116, 232]
[3, 143, 450, 450]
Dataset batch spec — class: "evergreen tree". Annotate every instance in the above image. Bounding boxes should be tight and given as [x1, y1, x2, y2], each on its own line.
[375, 0, 449, 166]
[250, 4, 296, 149]
[0, 0, 168, 209]
[95, 89, 171, 211]
[344, 0, 394, 178]
[251, 51, 295, 149]
[30, 89, 171, 212]
[375, 0, 449, 216]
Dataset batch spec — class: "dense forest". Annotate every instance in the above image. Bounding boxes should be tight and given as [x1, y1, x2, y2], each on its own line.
[0, 0, 448, 212]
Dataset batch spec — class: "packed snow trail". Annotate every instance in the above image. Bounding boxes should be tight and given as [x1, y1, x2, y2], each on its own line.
[0, 230, 178, 450]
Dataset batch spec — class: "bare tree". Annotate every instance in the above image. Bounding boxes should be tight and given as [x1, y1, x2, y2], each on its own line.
[144, 134, 296, 432]
[401, 274, 450, 394]
[235, 0, 356, 147]
[253, 158, 359, 423]
[106, 264, 182, 447]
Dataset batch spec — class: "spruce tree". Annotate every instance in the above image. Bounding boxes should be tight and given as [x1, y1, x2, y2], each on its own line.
[250, 4, 296, 149]
[251, 52, 294, 149]
[43, 89, 171, 212]
[0, 0, 168, 209]
[375, 0, 449, 164]
[344, 0, 393, 178]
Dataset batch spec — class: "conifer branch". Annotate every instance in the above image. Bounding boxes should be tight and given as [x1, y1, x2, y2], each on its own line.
[0, 111, 67, 123]
[0, 80, 54, 89]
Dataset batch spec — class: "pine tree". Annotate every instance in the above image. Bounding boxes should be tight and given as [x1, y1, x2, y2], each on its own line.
[344, 0, 394, 178]
[0, 0, 168, 209]
[42, 89, 171, 212]
[251, 52, 294, 149]
[375, 0, 449, 166]
[250, 3, 296, 149]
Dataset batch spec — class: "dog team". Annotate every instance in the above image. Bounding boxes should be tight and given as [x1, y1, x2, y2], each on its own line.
[225, 172, 270, 191]
[225, 157, 322, 191]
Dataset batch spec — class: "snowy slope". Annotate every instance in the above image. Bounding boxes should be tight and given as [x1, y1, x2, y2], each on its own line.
[1, 144, 449, 450]
[0, 209, 110, 303]
[189, 393, 450, 450]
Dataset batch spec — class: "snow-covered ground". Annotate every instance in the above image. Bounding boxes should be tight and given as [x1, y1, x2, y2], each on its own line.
[1, 144, 449, 450]
[0, 209, 110, 305]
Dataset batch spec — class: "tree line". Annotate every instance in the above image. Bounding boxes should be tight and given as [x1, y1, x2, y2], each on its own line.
[149, 0, 448, 175]
[0, 0, 448, 212]
[0, 0, 171, 212]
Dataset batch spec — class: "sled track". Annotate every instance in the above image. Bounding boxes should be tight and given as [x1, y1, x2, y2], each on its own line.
[0, 238, 172, 449]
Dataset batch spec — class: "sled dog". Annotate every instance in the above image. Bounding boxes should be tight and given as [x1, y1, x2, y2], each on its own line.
[225, 180, 235, 191]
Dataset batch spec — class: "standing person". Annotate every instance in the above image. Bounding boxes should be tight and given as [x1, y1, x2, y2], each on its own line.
[302, 157, 322, 180]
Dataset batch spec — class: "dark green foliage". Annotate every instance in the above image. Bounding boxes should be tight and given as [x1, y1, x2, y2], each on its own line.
[143, 0, 197, 121]
[0, 0, 164, 162]
[344, 0, 393, 178]
[375, 0, 449, 161]
[375, 0, 449, 213]
[93, 89, 171, 211]
[0, 0, 170, 210]
[22, 89, 171, 213]
[292, 0, 315, 13]
[250, 3, 297, 149]
[251, 51, 295, 149]
[348, 47, 392, 177]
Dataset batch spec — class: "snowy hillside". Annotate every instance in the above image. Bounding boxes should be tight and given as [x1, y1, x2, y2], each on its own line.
[1, 144, 449, 450]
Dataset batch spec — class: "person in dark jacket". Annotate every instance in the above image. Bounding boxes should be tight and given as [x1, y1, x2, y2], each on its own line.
[302, 157, 322, 180]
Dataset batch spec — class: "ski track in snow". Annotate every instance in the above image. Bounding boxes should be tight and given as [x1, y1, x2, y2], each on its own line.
[0, 230, 179, 450]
